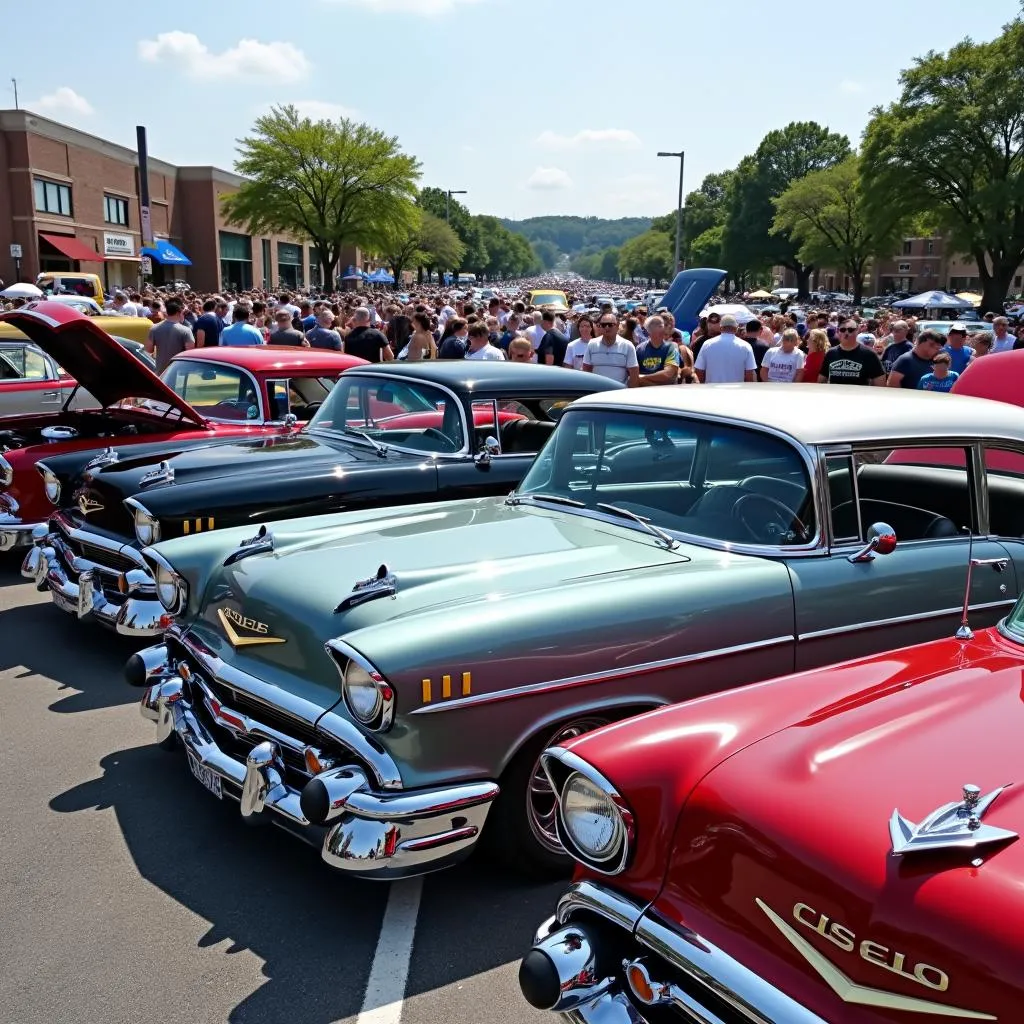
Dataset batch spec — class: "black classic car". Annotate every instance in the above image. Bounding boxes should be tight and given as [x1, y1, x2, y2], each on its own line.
[24, 362, 622, 636]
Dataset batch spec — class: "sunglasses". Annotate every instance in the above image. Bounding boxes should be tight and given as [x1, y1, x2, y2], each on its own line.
[708, 316, 720, 323]
[838, 327, 858, 334]
[599, 321, 617, 327]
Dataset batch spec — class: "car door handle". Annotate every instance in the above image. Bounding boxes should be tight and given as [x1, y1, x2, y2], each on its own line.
[42, 390, 61, 402]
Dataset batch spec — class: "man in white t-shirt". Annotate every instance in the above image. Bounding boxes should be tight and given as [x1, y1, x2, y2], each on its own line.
[759, 328, 805, 382]
[582, 313, 639, 386]
[694, 314, 756, 383]
[525, 312, 547, 360]
[465, 322, 506, 360]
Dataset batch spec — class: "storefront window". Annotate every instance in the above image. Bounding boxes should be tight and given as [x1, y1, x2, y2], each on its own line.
[219, 231, 253, 290]
[277, 242, 303, 289]
[261, 239, 272, 288]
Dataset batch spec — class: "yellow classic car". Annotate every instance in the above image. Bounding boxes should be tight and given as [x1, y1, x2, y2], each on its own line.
[527, 289, 569, 311]
[0, 298, 153, 344]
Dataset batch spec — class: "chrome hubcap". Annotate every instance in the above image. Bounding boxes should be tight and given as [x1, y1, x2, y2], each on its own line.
[526, 717, 609, 855]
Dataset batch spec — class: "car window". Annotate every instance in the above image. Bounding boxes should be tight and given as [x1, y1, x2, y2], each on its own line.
[309, 375, 465, 454]
[518, 408, 814, 546]
[983, 445, 1024, 537]
[160, 360, 261, 421]
[829, 447, 975, 544]
[0, 346, 49, 380]
[0, 351, 22, 380]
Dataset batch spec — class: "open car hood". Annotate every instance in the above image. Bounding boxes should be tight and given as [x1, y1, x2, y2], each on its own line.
[0, 302, 207, 426]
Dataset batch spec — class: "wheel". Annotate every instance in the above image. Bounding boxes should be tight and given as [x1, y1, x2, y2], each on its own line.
[487, 715, 609, 878]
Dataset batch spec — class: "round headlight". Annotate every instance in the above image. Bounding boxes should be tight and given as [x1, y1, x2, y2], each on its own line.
[152, 562, 187, 614]
[343, 660, 383, 724]
[42, 468, 61, 505]
[133, 505, 161, 546]
[560, 771, 624, 862]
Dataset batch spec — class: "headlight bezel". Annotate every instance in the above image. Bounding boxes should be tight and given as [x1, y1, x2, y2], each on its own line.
[144, 550, 188, 615]
[39, 466, 61, 505]
[544, 747, 634, 875]
[326, 639, 394, 732]
[125, 497, 161, 546]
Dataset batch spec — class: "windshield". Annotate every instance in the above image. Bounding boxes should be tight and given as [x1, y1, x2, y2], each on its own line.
[517, 408, 815, 546]
[1003, 598, 1024, 642]
[531, 293, 565, 307]
[308, 374, 466, 454]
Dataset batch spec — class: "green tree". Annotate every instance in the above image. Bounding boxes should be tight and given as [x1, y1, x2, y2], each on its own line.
[773, 156, 908, 304]
[417, 186, 471, 240]
[652, 170, 735, 265]
[598, 247, 621, 281]
[533, 239, 561, 270]
[723, 122, 851, 297]
[861, 19, 1024, 312]
[418, 212, 465, 273]
[618, 230, 673, 282]
[222, 105, 421, 286]
[690, 225, 725, 269]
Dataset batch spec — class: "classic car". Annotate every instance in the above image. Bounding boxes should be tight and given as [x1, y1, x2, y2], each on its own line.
[519, 575, 1024, 1022]
[0, 298, 155, 345]
[26, 362, 623, 635]
[0, 301, 364, 554]
[126, 384, 1024, 879]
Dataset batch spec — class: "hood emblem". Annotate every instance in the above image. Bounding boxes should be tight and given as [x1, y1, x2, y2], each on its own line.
[335, 563, 398, 613]
[757, 899, 995, 1019]
[217, 607, 286, 647]
[77, 493, 104, 516]
[891, 784, 1017, 856]
[139, 460, 175, 488]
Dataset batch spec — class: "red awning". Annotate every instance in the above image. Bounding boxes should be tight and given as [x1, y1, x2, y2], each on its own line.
[39, 233, 104, 262]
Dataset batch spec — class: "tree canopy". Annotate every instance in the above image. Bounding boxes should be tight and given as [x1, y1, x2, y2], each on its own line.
[618, 230, 673, 283]
[861, 18, 1024, 311]
[222, 104, 420, 286]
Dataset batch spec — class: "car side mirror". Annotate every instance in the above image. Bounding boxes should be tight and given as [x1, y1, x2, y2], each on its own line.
[284, 413, 298, 430]
[848, 522, 897, 563]
[475, 436, 500, 468]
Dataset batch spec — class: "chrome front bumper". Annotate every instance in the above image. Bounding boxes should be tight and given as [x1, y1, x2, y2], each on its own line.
[21, 516, 164, 637]
[521, 882, 827, 1024]
[0, 510, 37, 552]
[134, 641, 500, 880]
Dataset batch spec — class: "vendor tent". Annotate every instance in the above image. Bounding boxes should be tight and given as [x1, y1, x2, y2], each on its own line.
[747, 289, 774, 300]
[892, 290, 972, 310]
[367, 268, 395, 284]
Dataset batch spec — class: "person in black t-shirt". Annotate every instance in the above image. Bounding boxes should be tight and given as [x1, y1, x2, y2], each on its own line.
[887, 330, 943, 389]
[343, 307, 393, 362]
[536, 310, 569, 367]
[818, 318, 885, 385]
[743, 319, 770, 378]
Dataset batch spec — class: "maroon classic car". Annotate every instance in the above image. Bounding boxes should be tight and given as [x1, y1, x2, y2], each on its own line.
[0, 302, 364, 554]
[520, 576, 1024, 1022]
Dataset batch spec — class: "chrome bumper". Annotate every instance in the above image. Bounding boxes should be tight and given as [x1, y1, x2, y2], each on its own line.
[21, 517, 164, 637]
[0, 511, 37, 552]
[521, 881, 827, 1024]
[135, 642, 500, 880]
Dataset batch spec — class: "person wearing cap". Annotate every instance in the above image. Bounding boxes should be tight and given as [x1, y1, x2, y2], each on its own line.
[943, 324, 974, 373]
[694, 315, 756, 384]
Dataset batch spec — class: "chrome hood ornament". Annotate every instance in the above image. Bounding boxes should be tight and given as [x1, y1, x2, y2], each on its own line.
[335, 564, 398, 613]
[139, 460, 174, 488]
[890, 784, 1017, 855]
[223, 524, 274, 567]
[84, 447, 119, 473]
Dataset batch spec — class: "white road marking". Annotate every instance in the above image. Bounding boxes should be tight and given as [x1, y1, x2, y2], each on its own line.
[356, 876, 424, 1024]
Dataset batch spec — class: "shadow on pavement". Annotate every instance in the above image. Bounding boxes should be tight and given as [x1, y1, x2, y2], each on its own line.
[0, 599, 144, 713]
[51, 743, 389, 1024]
[0, 554, 30, 586]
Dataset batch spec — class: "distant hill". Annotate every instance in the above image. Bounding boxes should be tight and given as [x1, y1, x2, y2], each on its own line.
[501, 216, 651, 256]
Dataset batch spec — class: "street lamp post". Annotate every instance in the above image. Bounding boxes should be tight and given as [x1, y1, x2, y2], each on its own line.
[446, 189, 467, 224]
[657, 151, 685, 274]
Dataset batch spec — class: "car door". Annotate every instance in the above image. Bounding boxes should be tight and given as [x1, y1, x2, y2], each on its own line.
[789, 444, 1018, 671]
[0, 344, 64, 416]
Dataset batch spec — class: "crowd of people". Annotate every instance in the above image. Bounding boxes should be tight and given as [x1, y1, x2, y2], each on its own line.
[14, 277, 1020, 389]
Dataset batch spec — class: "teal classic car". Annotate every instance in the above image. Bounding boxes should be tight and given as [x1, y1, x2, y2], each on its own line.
[128, 385, 1024, 879]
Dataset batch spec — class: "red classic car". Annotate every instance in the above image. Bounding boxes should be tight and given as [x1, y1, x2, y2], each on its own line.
[520, 566, 1024, 1021]
[0, 302, 364, 554]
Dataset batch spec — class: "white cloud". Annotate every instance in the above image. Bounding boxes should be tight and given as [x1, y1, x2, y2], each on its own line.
[325, 0, 482, 13]
[292, 99, 357, 121]
[526, 167, 573, 191]
[31, 87, 94, 117]
[839, 79, 865, 95]
[535, 128, 642, 150]
[137, 31, 311, 82]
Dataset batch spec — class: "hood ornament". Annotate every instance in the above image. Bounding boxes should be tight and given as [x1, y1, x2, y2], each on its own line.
[84, 447, 119, 473]
[77, 492, 104, 516]
[890, 784, 1017, 855]
[223, 524, 275, 567]
[139, 460, 174, 488]
[335, 564, 398, 613]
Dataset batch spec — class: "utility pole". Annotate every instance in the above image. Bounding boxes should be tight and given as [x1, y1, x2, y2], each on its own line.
[446, 189, 467, 224]
[657, 150, 685, 273]
[11, 78, 18, 109]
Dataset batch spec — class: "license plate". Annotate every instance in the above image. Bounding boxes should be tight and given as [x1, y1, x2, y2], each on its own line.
[188, 754, 223, 800]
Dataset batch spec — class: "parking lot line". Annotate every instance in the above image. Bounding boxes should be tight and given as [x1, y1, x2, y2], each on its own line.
[357, 876, 424, 1024]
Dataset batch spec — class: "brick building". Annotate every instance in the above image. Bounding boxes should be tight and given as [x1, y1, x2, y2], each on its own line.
[0, 109, 360, 294]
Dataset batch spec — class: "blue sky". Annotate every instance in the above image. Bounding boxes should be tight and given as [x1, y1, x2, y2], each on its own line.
[8, 0, 1016, 221]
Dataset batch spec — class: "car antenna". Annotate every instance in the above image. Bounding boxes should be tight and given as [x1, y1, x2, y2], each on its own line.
[956, 527, 1009, 640]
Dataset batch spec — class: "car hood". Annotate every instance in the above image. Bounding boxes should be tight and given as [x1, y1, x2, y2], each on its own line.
[652, 630, 1024, 1020]
[0, 302, 205, 425]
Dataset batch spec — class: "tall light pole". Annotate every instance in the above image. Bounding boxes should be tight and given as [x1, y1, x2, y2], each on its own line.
[446, 189, 467, 224]
[657, 151, 685, 273]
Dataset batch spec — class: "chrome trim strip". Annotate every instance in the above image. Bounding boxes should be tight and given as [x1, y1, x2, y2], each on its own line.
[635, 912, 827, 1024]
[170, 626, 403, 790]
[325, 638, 395, 732]
[409, 634, 795, 715]
[51, 511, 143, 560]
[554, 879, 647, 934]
[798, 600, 1017, 642]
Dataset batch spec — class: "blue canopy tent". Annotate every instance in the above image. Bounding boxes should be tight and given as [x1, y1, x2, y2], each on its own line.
[142, 239, 192, 266]
[892, 290, 971, 310]
[367, 268, 395, 284]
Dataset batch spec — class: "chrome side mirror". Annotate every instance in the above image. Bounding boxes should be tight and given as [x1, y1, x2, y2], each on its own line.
[283, 413, 298, 430]
[848, 522, 897, 563]
[475, 436, 500, 468]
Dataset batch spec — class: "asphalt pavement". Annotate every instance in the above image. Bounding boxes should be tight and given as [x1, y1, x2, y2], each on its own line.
[0, 558, 562, 1024]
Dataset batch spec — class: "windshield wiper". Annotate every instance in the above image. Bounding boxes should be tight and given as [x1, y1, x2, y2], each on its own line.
[342, 427, 389, 458]
[506, 491, 585, 508]
[596, 502, 678, 549]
